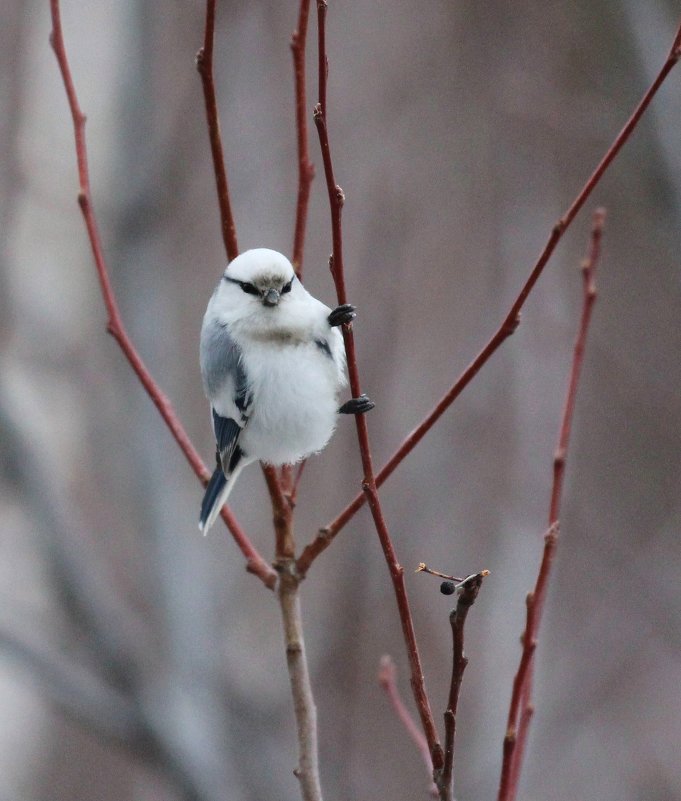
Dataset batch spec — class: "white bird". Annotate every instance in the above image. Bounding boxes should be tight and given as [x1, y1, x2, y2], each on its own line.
[199, 248, 373, 532]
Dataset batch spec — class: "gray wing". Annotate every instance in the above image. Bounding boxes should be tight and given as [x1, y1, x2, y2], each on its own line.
[200, 318, 252, 421]
[200, 318, 253, 478]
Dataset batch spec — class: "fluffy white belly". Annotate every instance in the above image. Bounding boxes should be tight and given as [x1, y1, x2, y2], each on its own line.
[240, 340, 340, 465]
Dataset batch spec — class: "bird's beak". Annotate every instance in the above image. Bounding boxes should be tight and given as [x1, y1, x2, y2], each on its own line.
[262, 288, 280, 307]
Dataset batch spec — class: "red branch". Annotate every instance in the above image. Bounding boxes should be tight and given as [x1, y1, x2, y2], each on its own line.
[196, 0, 239, 262]
[290, 0, 315, 277]
[497, 209, 606, 801]
[277, 0, 316, 496]
[197, 3, 291, 522]
[297, 18, 681, 572]
[309, 0, 443, 771]
[49, 0, 276, 590]
[378, 656, 438, 798]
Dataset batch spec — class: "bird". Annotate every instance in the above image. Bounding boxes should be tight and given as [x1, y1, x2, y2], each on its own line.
[199, 248, 374, 533]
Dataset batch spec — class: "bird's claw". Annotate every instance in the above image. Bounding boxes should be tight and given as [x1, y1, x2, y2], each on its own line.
[339, 394, 375, 415]
[328, 304, 356, 327]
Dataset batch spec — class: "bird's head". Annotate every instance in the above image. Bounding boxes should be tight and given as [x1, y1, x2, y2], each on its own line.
[221, 248, 297, 309]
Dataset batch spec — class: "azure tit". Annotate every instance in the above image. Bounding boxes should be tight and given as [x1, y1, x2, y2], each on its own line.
[199, 248, 374, 532]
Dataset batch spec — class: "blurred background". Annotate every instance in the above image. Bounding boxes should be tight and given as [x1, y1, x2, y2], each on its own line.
[1, 1, 680, 799]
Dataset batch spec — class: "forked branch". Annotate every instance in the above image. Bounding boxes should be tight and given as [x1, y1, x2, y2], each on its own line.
[298, 17, 681, 572]
[311, 0, 443, 771]
[49, 0, 276, 589]
[497, 209, 606, 801]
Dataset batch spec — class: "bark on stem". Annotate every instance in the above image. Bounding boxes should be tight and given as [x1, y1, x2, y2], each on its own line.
[278, 562, 323, 801]
[196, 0, 239, 262]
[290, 0, 314, 277]
[436, 572, 486, 801]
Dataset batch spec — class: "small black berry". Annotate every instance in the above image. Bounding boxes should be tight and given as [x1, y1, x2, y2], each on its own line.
[440, 581, 456, 595]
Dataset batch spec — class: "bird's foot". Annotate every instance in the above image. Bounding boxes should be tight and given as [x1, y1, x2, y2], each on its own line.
[339, 394, 375, 415]
[328, 304, 356, 327]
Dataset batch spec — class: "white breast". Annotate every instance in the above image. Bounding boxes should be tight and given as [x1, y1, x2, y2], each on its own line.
[239, 337, 344, 465]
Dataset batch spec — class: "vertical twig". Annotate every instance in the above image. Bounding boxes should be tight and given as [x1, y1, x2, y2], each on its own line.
[195, 2, 323, 794]
[498, 209, 606, 801]
[278, 563, 323, 801]
[311, 0, 443, 771]
[48, 0, 276, 589]
[196, 0, 239, 262]
[297, 17, 681, 572]
[196, 1, 291, 520]
[436, 572, 487, 801]
[279, 0, 315, 494]
[264, 463, 294, 559]
[290, 0, 315, 277]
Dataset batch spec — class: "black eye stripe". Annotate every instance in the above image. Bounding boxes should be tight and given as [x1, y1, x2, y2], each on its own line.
[224, 276, 293, 295]
[224, 276, 260, 295]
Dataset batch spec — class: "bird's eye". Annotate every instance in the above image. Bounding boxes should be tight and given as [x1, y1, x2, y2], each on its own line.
[239, 282, 260, 296]
[281, 278, 293, 294]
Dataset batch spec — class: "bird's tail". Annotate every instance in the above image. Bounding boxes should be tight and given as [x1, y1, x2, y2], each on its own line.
[198, 461, 246, 534]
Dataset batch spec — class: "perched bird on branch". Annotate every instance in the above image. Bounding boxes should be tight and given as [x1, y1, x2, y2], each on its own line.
[199, 248, 373, 532]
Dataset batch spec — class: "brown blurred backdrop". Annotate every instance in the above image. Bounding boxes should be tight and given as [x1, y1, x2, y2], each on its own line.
[1, 2, 680, 800]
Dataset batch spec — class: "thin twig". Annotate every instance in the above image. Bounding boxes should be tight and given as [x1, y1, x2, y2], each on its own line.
[196, 0, 239, 262]
[290, 0, 315, 277]
[309, 0, 443, 771]
[278, 562, 323, 801]
[378, 656, 438, 798]
[497, 209, 606, 801]
[265, 463, 294, 559]
[298, 19, 681, 571]
[415, 563, 466, 583]
[195, 0, 296, 555]
[197, 3, 290, 528]
[436, 572, 487, 801]
[48, 0, 276, 590]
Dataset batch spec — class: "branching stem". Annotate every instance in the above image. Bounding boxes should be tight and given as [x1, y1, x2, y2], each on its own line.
[497, 209, 606, 801]
[299, 18, 681, 571]
[310, 0, 443, 771]
[48, 0, 276, 589]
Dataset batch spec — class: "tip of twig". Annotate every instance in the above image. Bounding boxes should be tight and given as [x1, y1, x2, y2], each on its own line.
[378, 654, 396, 687]
[458, 570, 490, 590]
[593, 207, 607, 225]
[670, 21, 681, 58]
